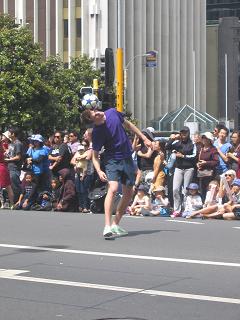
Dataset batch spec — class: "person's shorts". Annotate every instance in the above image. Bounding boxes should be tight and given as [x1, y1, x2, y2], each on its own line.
[105, 157, 136, 186]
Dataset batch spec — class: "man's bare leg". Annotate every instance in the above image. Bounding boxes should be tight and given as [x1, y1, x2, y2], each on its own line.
[113, 184, 133, 226]
[104, 181, 119, 226]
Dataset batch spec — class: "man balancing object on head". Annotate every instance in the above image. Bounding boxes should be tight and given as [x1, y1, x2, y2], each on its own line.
[81, 106, 152, 239]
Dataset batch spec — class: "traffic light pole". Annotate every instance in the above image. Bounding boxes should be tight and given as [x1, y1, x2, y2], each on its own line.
[116, 0, 123, 112]
[116, 48, 123, 112]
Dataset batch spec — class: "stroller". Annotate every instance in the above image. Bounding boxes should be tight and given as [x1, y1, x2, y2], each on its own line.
[88, 179, 121, 214]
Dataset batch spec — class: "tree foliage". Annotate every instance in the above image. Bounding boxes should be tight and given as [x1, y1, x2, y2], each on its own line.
[0, 14, 99, 135]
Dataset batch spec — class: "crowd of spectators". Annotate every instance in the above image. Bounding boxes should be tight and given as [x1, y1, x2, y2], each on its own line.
[1, 122, 240, 221]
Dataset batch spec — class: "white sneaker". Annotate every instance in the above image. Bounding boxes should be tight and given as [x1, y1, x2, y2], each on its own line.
[111, 225, 128, 236]
[103, 225, 113, 239]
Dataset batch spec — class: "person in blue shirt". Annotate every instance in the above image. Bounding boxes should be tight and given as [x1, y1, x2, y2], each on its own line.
[213, 126, 232, 175]
[26, 135, 47, 191]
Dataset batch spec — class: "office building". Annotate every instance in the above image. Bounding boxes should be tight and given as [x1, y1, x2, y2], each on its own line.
[0, 0, 206, 128]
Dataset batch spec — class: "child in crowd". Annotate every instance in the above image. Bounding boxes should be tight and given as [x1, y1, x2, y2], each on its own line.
[55, 169, 78, 212]
[129, 184, 151, 216]
[72, 144, 88, 179]
[31, 191, 52, 211]
[150, 186, 171, 216]
[14, 172, 37, 210]
[180, 183, 203, 218]
[186, 180, 219, 219]
[202, 178, 240, 220]
[50, 177, 61, 209]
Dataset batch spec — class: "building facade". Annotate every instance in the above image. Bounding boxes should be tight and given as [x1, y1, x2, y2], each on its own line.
[207, 0, 240, 21]
[0, 0, 206, 128]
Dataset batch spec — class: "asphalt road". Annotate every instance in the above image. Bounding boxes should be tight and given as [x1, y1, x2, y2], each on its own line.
[0, 210, 239, 320]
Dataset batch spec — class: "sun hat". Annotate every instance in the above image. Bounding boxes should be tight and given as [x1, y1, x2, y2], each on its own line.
[29, 134, 44, 143]
[137, 184, 148, 193]
[146, 127, 155, 133]
[186, 183, 199, 190]
[2, 131, 12, 141]
[142, 128, 155, 141]
[201, 132, 214, 143]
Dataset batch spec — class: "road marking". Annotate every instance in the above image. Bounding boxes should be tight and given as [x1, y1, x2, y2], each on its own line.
[233, 227, 240, 230]
[167, 219, 204, 225]
[0, 269, 239, 305]
[0, 243, 240, 268]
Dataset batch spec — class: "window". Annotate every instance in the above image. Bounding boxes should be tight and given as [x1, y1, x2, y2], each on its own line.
[63, 0, 68, 8]
[76, 18, 81, 37]
[64, 19, 68, 38]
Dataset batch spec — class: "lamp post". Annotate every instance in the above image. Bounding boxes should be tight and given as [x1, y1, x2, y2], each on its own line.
[124, 53, 152, 110]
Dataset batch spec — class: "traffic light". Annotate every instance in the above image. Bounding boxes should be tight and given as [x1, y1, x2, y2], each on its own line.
[105, 48, 114, 88]
[100, 55, 105, 82]
[99, 48, 115, 88]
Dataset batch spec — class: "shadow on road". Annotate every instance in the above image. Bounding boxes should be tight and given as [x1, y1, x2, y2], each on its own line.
[126, 229, 179, 237]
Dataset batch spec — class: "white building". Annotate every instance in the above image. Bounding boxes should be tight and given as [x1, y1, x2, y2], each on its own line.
[0, 0, 206, 128]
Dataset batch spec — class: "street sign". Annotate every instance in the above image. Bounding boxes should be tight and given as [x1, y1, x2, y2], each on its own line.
[146, 51, 157, 68]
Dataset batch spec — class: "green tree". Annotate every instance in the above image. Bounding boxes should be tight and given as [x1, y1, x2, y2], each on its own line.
[0, 14, 100, 135]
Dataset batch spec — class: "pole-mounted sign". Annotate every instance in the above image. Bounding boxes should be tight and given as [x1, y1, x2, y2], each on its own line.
[146, 51, 158, 68]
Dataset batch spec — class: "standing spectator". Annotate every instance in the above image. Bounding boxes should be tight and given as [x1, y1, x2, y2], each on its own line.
[5, 128, 23, 203]
[26, 135, 46, 191]
[166, 126, 197, 217]
[68, 131, 81, 155]
[227, 131, 240, 177]
[151, 140, 166, 191]
[213, 123, 227, 141]
[137, 128, 156, 183]
[48, 131, 72, 177]
[214, 126, 231, 176]
[196, 132, 219, 201]
[0, 134, 14, 207]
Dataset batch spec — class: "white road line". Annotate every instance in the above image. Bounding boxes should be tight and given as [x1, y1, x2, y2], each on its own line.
[0, 243, 240, 268]
[167, 219, 204, 225]
[0, 269, 239, 305]
[233, 227, 240, 229]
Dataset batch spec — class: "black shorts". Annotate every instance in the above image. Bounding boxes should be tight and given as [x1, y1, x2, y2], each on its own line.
[105, 157, 136, 186]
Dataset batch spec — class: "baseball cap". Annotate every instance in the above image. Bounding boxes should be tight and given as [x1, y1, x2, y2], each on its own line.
[232, 179, 240, 187]
[186, 183, 199, 190]
[201, 132, 214, 143]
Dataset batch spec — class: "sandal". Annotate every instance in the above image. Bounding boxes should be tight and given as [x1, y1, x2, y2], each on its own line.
[82, 208, 90, 213]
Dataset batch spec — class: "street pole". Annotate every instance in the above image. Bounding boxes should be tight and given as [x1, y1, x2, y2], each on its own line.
[193, 50, 196, 123]
[116, 0, 123, 112]
[225, 53, 228, 127]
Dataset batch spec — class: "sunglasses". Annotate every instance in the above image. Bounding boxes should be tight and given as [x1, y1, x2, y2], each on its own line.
[69, 135, 75, 137]
[54, 135, 61, 138]
[225, 174, 233, 177]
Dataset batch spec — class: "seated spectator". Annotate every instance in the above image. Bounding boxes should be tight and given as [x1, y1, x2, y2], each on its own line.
[180, 183, 203, 218]
[218, 169, 236, 204]
[202, 179, 240, 220]
[14, 172, 37, 210]
[54, 169, 78, 212]
[186, 180, 220, 219]
[50, 177, 61, 209]
[129, 184, 151, 216]
[31, 191, 52, 211]
[150, 186, 170, 216]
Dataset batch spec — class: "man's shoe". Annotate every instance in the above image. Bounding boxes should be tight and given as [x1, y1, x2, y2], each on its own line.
[103, 225, 113, 239]
[111, 225, 128, 236]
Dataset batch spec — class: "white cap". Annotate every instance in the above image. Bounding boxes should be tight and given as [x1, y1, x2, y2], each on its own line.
[146, 127, 155, 133]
